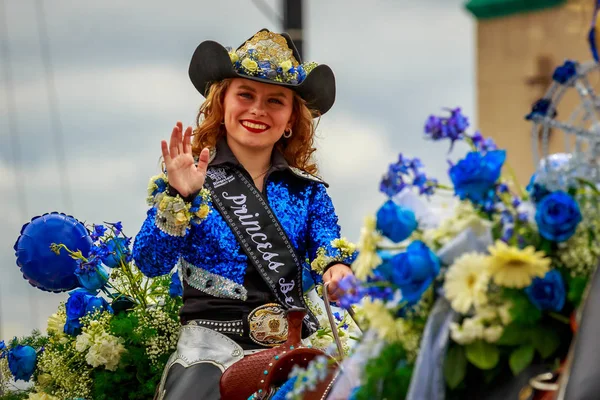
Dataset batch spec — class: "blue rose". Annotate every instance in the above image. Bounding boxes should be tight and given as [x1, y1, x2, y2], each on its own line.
[101, 237, 130, 268]
[7, 345, 37, 381]
[75, 262, 109, 291]
[64, 289, 112, 335]
[535, 191, 581, 242]
[525, 270, 565, 312]
[65, 289, 92, 321]
[64, 318, 82, 336]
[376, 200, 417, 243]
[449, 150, 506, 204]
[387, 241, 440, 305]
[85, 296, 112, 315]
[526, 174, 551, 203]
[169, 272, 183, 298]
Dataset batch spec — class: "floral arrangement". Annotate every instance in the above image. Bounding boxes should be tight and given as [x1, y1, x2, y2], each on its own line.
[0, 219, 183, 400]
[0, 213, 355, 400]
[285, 107, 599, 399]
[227, 30, 318, 85]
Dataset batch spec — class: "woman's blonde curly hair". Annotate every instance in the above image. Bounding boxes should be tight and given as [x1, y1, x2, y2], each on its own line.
[191, 79, 321, 175]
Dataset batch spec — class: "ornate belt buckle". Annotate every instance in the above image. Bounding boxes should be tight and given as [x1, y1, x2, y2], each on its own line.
[248, 303, 288, 347]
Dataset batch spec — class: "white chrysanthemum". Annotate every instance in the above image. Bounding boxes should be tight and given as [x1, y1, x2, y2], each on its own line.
[450, 318, 484, 345]
[85, 332, 126, 371]
[497, 302, 513, 325]
[422, 201, 490, 249]
[444, 253, 490, 314]
[75, 332, 92, 353]
[483, 325, 504, 342]
[352, 215, 382, 280]
[360, 298, 398, 342]
[47, 312, 66, 336]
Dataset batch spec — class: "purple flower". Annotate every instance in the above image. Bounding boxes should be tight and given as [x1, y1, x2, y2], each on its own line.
[109, 221, 123, 235]
[380, 154, 437, 198]
[424, 108, 469, 148]
[337, 275, 365, 309]
[424, 116, 444, 139]
[100, 237, 131, 268]
[90, 224, 107, 241]
[75, 260, 109, 291]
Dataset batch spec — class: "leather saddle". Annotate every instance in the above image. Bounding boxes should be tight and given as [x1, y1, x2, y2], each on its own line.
[220, 283, 355, 399]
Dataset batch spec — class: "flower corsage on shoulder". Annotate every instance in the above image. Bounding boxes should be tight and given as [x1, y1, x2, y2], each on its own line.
[146, 173, 211, 236]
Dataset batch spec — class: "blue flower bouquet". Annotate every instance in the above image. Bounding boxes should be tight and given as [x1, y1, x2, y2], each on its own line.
[284, 108, 600, 400]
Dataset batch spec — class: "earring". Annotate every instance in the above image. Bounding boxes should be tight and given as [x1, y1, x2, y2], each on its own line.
[283, 127, 292, 138]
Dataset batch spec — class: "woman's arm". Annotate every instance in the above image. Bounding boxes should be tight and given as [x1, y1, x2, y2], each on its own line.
[306, 183, 357, 285]
[132, 173, 211, 277]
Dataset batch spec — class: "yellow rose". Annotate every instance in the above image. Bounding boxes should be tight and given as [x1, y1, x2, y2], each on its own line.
[279, 60, 292, 72]
[159, 198, 168, 211]
[241, 58, 258, 73]
[175, 211, 188, 225]
[196, 204, 210, 219]
[229, 52, 239, 63]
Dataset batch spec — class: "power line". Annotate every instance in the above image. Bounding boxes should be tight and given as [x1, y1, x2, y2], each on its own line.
[34, 0, 73, 211]
[0, 0, 29, 342]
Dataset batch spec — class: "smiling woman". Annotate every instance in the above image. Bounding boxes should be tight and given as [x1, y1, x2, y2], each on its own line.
[131, 29, 357, 399]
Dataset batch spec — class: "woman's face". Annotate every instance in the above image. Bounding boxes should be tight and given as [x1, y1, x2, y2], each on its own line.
[222, 78, 294, 152]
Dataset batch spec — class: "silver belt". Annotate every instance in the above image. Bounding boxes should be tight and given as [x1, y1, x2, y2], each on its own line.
[186, 319, 244, 336]
[186, 303, 289, 347]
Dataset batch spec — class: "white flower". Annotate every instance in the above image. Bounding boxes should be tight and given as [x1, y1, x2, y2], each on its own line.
[75, 332, 92, 352]
[444, 253, 490, 314]
[450, 318, 484, 345]
[352, 216, 382, 280]
[84, 333, 126, 371]
[483, 325, 504, 343]
[497, 302, 513, 325]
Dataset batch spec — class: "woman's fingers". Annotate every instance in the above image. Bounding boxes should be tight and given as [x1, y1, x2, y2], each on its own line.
[183, 126, 193, 154]
[161, 140, 172, 166]
[196, 147, 210, 176]
[169, 125, 180, 157]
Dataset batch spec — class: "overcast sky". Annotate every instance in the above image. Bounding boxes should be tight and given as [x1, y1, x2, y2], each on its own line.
[0, 0, 475, 339]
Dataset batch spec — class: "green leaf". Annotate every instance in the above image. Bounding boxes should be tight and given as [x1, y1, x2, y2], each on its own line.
[444, 344, 467, 389]
[465, 340, 500, 370]
[508, 292, 542, 325]
[495, 323, 530, 346]
[509, 344, 535, 375]
[567, 275, 589, 307]
[531, 326, 560, 358]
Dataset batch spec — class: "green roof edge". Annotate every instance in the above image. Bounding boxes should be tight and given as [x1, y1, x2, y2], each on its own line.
[464, 0, 568, 20]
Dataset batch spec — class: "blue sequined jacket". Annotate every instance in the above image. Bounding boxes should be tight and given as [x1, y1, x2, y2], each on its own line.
[132, 140, 355, 323]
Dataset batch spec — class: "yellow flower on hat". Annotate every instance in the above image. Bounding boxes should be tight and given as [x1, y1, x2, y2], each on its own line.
[241, 58, 258, 73]
[229, 52, 239, 63]
[487, 241, 550, 288]
[279, 60, 293, 72]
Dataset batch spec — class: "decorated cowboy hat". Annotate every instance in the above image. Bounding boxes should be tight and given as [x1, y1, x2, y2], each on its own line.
[188, 28, 336, 116]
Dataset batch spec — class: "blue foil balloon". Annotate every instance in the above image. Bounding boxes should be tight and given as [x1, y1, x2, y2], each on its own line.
[14, 212, 93, 292]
